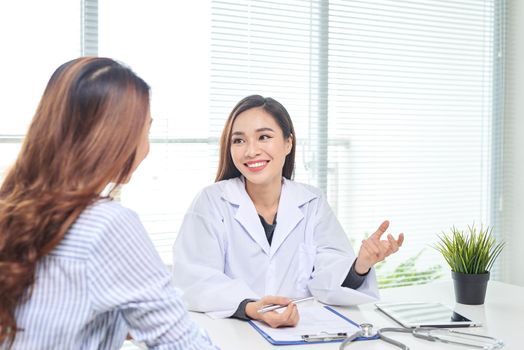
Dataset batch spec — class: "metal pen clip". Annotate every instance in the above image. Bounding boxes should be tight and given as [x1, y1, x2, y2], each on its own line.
[301, 332, 348, 342]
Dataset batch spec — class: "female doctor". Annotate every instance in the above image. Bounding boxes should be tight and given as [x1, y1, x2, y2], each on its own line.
[172, 95, 404, 328]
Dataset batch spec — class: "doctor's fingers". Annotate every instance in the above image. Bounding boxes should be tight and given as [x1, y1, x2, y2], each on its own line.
[280, 303, 300, 326]
[382, 233, 405, 257]
[362, 237, 382, 256]
[386, 233, 403, 252]
[369, 220, 390, 240]
[397, 232, 405, 247]
[260, 295, 292, 307]
[361, 239, 387, 262]
[264, 304, 299, 328]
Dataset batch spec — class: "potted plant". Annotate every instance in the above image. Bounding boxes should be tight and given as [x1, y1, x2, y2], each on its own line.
[433, 224, 504, 305]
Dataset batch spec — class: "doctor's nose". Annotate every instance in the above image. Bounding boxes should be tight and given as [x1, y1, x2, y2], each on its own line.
[244, 141, 261, 158]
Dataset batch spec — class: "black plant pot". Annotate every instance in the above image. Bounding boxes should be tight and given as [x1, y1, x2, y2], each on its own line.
[451, 271, 490, 305]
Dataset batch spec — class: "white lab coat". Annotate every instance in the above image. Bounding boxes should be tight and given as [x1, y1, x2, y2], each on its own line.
[172, 177, 379, 318]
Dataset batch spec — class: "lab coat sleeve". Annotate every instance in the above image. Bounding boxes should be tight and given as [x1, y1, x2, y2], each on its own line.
[307, 195, 380, 305]
[172, 194, 259, 319]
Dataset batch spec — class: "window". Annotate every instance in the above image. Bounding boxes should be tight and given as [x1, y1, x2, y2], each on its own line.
[0, 1, 80, 178]
[97, 1, 215, 262]
[207, 0, 504, 287]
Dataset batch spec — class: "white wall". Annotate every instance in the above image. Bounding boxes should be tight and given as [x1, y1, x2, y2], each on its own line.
[503, 0, 524, 286]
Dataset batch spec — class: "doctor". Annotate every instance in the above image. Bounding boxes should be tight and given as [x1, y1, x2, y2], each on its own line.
[173, 95, 404, 328]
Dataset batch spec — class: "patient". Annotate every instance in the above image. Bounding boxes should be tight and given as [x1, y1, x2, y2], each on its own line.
[0, 57, 218, 349]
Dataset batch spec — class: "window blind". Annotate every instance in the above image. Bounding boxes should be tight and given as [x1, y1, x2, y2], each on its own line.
[0, 1, 503, 289]
[98, 1, 216, 263]
[0, 2, 505, 349]
[0, 1, 80, 178]
[81, 0, 98, 56]
[208, 0, 504, 287]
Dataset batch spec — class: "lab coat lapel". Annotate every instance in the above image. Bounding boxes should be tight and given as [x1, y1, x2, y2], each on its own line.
[222, 178, 271, 255]
[270, 179, 317, 257]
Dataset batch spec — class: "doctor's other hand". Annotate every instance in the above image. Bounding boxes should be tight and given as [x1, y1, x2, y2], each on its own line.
[354, 220, 404, 275]
[246, 295, 300, 328]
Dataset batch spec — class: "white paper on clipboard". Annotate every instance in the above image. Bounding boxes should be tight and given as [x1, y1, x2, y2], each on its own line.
[250, 304, 360, 342]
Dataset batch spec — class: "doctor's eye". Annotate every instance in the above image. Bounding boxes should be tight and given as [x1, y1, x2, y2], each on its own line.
[259, 134, 272, 141]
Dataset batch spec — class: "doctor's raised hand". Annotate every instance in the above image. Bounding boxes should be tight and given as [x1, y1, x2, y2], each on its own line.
[354, 220, 405, 275]
[172, 94, 405, 329]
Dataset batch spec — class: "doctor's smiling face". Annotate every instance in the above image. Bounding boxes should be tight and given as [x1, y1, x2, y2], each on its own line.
[216, 95, 296, 184]
[230, 107, 293, 189]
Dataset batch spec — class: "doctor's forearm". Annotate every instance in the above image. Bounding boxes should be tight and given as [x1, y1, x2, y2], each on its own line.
[230, 298, 256, 321]
[341, 260, 369, 289]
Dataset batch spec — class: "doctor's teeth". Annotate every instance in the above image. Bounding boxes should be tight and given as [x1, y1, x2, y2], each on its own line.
[247, 162, 265, 168]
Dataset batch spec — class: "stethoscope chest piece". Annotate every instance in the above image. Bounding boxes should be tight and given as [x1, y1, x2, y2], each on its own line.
[360, 323, 374, 337]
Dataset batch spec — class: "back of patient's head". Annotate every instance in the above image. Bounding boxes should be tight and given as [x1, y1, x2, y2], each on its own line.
[0, 57, 150, 347]
[11, 56, 151, 193]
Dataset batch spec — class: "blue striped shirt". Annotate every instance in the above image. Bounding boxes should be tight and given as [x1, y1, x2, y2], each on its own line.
[8, 200, 218, 350]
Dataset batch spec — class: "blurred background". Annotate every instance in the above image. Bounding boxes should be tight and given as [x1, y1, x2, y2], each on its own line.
[1, 0, 523, 301]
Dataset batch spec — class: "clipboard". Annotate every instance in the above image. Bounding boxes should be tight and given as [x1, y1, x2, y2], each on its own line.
[248, 305, 379, 345]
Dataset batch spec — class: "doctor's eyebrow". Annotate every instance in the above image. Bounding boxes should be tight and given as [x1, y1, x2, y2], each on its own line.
[232, 127, 275, 136]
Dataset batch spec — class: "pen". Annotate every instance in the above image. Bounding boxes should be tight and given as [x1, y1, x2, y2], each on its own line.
[257, 296, 315, 313]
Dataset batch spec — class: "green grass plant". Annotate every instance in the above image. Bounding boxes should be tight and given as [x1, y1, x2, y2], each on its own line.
[433, 224, 504, 274]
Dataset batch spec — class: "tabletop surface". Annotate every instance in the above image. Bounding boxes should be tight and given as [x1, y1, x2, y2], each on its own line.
[190, 280, 524, 349]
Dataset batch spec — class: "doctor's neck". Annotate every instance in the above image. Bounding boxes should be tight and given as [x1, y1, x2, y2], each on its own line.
[245, 177, 282, 213]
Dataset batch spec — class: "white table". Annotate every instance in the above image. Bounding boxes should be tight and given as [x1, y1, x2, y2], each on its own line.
[190, 281, 523, 349]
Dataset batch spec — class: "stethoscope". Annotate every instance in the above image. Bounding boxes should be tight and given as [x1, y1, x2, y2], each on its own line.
[339, 323, 504, 350]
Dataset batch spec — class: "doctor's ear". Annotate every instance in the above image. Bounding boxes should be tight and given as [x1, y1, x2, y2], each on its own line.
[285, 134, 293, 154]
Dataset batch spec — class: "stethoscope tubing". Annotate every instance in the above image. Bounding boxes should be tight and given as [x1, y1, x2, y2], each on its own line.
[378, 327, 412, 350]
[340, 325, 503, 350]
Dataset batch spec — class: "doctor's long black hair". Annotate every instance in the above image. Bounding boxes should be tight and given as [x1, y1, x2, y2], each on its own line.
[215, 95, 296, 182]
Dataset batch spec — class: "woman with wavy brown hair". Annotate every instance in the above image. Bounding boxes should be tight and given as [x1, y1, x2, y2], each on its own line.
[0, 57, 218, 350]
